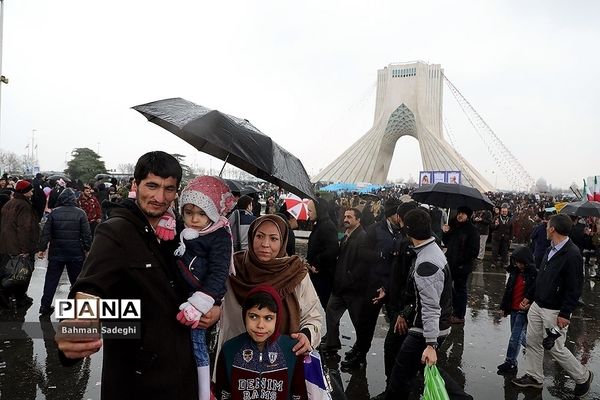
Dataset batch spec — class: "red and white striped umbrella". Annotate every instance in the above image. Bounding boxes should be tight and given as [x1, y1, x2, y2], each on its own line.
[284, 194, 310, 221]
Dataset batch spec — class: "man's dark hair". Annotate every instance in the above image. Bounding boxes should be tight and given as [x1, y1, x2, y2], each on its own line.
[236, 195, 253, 211]
[404, 208, 433, 240]
[134, 151, 182, 186]
[549, 214, 572, 236]
[242, 292, 278, 315]
[346, 207, 362, 220]
[397, 201, 418, 219]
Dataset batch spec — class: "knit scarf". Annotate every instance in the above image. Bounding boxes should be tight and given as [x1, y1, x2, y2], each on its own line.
[229, 215, 308, 335]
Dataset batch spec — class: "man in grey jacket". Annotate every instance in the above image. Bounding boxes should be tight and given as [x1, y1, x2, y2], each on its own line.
[384, 208, 455, 400]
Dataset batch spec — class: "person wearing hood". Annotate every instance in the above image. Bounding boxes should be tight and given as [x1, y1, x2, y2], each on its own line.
[214, 285, 308, 400]
[306, 197, 339, 310]
[442, 206, 480, 325]
[37, 188, 92, 315]
[497, 246, 537, 374]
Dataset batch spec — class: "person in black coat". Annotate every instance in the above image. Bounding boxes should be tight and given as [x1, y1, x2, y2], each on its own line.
[497, 246, 537, 374]
[37, 188, 92, 315]
[31, 173, 47, 221]
[513, 214, 592, 396]
[342, 198, 402, 369]
[323, 207, 369, 353]
[306, 198, 339, 310]
[382, 201, 418, 383]
[442, 206, 479, 324]
[473, 209, 493, 260]
[530, 212, 551, 269]
[55, 151, 198, 400]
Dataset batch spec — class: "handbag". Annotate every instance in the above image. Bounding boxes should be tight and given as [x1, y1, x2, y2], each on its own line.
[422, 365, 450, 400]
[1, 255, 34, 288]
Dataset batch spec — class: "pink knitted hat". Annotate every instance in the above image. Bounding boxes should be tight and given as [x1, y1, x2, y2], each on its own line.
[179, 176, 236, 223]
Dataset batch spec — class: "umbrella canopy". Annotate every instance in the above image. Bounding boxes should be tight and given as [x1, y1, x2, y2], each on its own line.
[283, 194, 309, 221]
[223, 179, 246, 193]
[94, 173, 112, 180]
[411, 182, 494, 210]
[133, 98, 314, 199]
[359, 192, 380, 201]
[320, 182, 358, 192]
[242, 185, 261, 195]
[559, 200, 600, 218]
[358, 184, 382, 194]
[48, 174, 71, 182]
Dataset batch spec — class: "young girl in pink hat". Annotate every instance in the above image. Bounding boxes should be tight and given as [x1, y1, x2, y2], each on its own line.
[174, 175, 236, 400]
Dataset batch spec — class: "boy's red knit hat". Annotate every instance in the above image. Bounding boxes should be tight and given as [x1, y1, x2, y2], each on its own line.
[244, 284, 283, 343]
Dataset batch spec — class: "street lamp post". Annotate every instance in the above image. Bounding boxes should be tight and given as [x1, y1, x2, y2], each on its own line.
[0, 0, 6, 148]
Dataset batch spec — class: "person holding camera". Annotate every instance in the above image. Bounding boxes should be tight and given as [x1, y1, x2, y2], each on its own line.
[512, 214, 593, 397]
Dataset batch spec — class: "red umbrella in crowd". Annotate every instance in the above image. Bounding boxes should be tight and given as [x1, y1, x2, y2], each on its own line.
[284, 194, 309, 220]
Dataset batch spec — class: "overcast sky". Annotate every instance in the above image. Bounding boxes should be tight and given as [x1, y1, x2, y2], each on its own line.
[2, 0, 599, 190]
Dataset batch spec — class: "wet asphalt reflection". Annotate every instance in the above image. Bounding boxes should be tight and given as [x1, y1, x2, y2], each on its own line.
[0, 256, 599, 399]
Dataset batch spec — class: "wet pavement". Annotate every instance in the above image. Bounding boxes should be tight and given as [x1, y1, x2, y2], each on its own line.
[0, 255, 599, 399]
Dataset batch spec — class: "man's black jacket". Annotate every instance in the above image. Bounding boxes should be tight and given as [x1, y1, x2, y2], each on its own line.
[534, 239, 583, 319]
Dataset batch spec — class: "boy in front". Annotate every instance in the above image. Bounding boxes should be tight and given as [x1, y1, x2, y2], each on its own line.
[214, 285, 307, 400]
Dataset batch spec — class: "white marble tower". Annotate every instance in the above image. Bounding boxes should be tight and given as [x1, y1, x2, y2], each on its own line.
[312, 61, 494, 192]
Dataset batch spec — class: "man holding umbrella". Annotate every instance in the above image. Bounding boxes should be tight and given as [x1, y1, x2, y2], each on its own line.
[442, 206, 480, 324]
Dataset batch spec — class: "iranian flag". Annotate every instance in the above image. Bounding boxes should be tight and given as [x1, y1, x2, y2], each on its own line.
[583, 178, 593, 201]
[594, 176, 600, 201]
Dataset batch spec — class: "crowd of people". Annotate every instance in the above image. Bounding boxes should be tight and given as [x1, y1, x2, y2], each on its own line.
[0, 154, 597, 399]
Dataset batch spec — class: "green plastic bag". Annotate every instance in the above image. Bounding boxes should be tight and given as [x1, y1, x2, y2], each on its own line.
[422, 365, 450, 400]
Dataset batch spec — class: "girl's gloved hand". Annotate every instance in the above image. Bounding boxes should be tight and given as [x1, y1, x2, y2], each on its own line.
[156, 212, 176, 241]
[176, 302, 202, 329]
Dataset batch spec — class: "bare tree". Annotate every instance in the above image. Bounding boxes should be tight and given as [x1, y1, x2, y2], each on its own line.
[117, 163, 135, 175]
[0, 149, 29, 174]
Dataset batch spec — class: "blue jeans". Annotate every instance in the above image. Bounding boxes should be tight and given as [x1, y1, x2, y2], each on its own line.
[191, 328, 209, 367]
[505, 311, 527, 365]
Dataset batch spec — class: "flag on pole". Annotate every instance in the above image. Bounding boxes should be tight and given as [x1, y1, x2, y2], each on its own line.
[583, 179, 593, 201]
[594, 176, 600, 201]
[304, 352, 332, 400]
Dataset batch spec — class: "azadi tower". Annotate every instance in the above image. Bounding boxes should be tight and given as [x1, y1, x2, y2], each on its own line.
[312, 61, 494, 192]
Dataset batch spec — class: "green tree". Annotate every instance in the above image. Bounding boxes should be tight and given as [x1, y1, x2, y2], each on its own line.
[65, 148, 107, 183]
[172, 153, 195, 183]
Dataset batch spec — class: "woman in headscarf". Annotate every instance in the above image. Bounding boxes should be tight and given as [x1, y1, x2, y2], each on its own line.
[217, 214, 323, 356]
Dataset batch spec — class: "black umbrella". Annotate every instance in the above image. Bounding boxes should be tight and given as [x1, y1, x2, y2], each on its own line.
[411, 182, 494, 210]
[48, 174, 71, 183]
[559, 200, 600, 218]
[359, 193, 380, 201]
[223, 179, 246, 193]
[132, 98, 314, 199]
[242, 185, 261, 195]
[94, 173, 113, 180]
